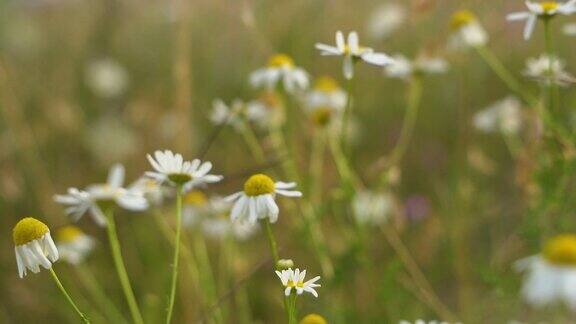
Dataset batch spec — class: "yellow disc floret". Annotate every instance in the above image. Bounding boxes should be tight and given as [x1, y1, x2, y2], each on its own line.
[184, 190, 208, 206]
[56, 225, 83, 243]
[13, 217, 50, 246]
[451, 10, 476, 30]
[300, 313, 328, 324]
[314, 76, 340, 92]
[543, 234, 576, 266]
[541, 1, 559, 13]
[244, 174, 275, 196]
[268, 54, 295, 68]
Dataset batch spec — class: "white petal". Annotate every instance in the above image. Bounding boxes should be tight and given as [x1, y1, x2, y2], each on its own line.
[361, 52, 394, 66]
[315, 43, 342, 55]
[523, 15, 538, 40]
[336, 31, 345, 51]
[107, 164, 125, 188]
[506, 11, 531, 21]
[348, 31, 359, 53]
[275, 189, 303, 197]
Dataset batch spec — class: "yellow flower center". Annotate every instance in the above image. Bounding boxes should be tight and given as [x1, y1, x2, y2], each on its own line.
[541, 1, 559, 13]
[314, 76, 340, 92]
[56, 225, 83, 243]
[243, 174, 275, 196]
[451, 10, 476, 30]
[268, 54, 295, 68]
[543, 234, 576, 266]
[184, 190, 208, 206]
[287, 279, 304, 288]
[13, 217, 49, 246]
[300, 314, 328, 324]
[310, 107, 333, 126]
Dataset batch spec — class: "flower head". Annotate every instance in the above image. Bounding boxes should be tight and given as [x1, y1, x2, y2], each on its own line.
[524, 54, 575, 86]
[473, 96, 523, 135]
[304, 76, 347, 127]
[249, 54, 309, 94]
[352, 190, 395, 225]
[56, 226, 96, 265]
[146, 150, 223, 189]
[448, 10, 488, 48]
[13, 217, 59, 278]
[85, 58, 129, 99]
[315, 31, 394, 79]
[210, 99, 245, 130]
[507, 1, 576, 40]
[275, 268, 321, 297]
[225, 174, 302, 224]
[246, 91, 286, 129]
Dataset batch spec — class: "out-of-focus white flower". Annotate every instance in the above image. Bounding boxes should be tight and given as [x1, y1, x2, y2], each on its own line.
[304, 77, 347, 127]
[85, 117, 139, 165]
[13, 217, 59, 278]
[385, 54, 449, 80]
[146, 150, 223, 190]
[563, 22, 576, 35]
[54, 164, 149, 227]
[249, 54, 309, 94]
[524, 54, 575, 86]
[448, 10, 488, 49]
[55, 226, 96, 265]
[246, 92, 285, 129]
[315, 31, 394, 79]
[507, 1, 576, 40]
[202, 218, 259, 241]
[210, 99, 245, 130]
[181, 190, 211, 226]
[367, 3, 406, 40]
[473, 96, 523, 135]
[352, 190, 395, 225]
[275, 268, 321, 297]
[225, 174, 302, 224]
[129, 177, 167, 207]
[515, 234, 576, 310]
[85, 58, 129, 99]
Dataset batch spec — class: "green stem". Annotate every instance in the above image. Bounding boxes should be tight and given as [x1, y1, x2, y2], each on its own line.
[166, 186, 183, 324]
[261, 218, 280, 266]
[287, 294, 298, 324]
[49, 267, 90, 323]
[544, 18, 560, 114]
[309, 129, 325, 204]
[104, 207, 144, 324]
[341, 77, 354, 148]
[241, 122, 266, 163]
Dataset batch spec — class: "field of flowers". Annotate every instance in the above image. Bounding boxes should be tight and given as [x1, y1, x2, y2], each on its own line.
[3, 0, 576, 323]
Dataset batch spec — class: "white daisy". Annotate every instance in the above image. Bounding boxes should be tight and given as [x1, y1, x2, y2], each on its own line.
[85, 58, 129, 99]
[55, 226, 96, 265]
[448, 10, 488, 49]
[515, 234, 576, 310]
[225, 174, 302, 224]
[473, 96, 523, 135]
[385, 54, 449, 80]
[315, 31, 394, 80]
[275, 268, 321, 297]
[524, 54, 576, 86]
[304, 76, 347, 127]
[210, 98, 245, 130]
[128, 176, 167, 207]
[249, 54, 309, 94]
[146, 150, 223, 189]
[54, 164, 149, 227]
[13, 217, 59, 278]
[507, 1, 576, 40]
[352, 190, 395, 226]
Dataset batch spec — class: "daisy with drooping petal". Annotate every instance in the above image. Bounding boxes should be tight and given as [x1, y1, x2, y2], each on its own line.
[275, 268, 321, 297]
[54, 164, 149, 227]
[473, 96, 523, 135]
[225, 174, 302, 224]
[249, 54, 309, 94]
[315, 31, 394, 80]
[524, 54, 576, 86]
[507, 1, 576, 40]
[55, 226, 96, 265]
[448, 10, 488, 49]
[210, 98, 245, 130]
[515, 234, 576, 310]
[146, 150, 223, 189]
[13, 217, 59, 278]
[385, 54, 449, 80]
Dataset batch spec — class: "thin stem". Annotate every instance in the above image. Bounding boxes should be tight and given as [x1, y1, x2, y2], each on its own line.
[309, 129, 326, 204]
[261, 218, 280, 266]
[166, 186, 184, 324]
[49, 267, 90, 323]
[544, 18, 560, 114]
[340, 77, 354, 149]
[287, 294, 298, 324]
[241, 122, 266, 163]
[104, 207, 144, 324]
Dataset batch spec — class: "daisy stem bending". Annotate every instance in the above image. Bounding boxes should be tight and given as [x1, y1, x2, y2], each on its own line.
[49, 268, 90, 324]
[166, 185, 184, 324]
[543, 18, 560, 114]
[104, 206, 144, 324]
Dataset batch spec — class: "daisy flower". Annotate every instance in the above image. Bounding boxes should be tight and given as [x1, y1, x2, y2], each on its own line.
[507, 1, 576, 40]
[249, 54, 309, 94]
[129, 176, 167, 207]
[246, 91, 286, 129]
[352, 190, 395, 226]
[448, 10, 488, 49]
[13, 217, 59, 278]
[146, 150, 223, 189]
[55, 226, 96, 265]
[315, 31, 394, 80]
[304, 76, 347, 127]
[523, 54, 576, 86]
[54, 164, 148, 227]
[182, 190, 211, 226]
[473, 96, 523, 135]
[385, 54, 449, 80]
[275, 268, 321, 297]
[210, 98, 245, 130]
[225, 174, 302, 224]
[515, 234, 576, 310]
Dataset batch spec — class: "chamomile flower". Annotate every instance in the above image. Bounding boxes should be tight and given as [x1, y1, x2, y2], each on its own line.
[246, 91, 286, 129]
[385, 54, 449, 80]
[55, 226, 96, 265]
[182, 190, 211, 226]
[210, 99, 245, 130]
[85, 58, 129, 99]
[249, 54, 309, 94]
[54, 164, 148, 227]
[352, 190, 395, 226]
[304, 76, 347, 125]
[524, 54, 575, 86]
[448, 10, 488, 49]
[473, 96, 523, 135]
[315, 31, 394, 80]
[515, 234, 576, 309]
[275, 268, 321, 297]
[225, 174, 302, 224]
[507, 1, 576, 40]
[13, 217, 59, 278]
[146, 150, 223, 189]
[129, 176, 167, 206]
